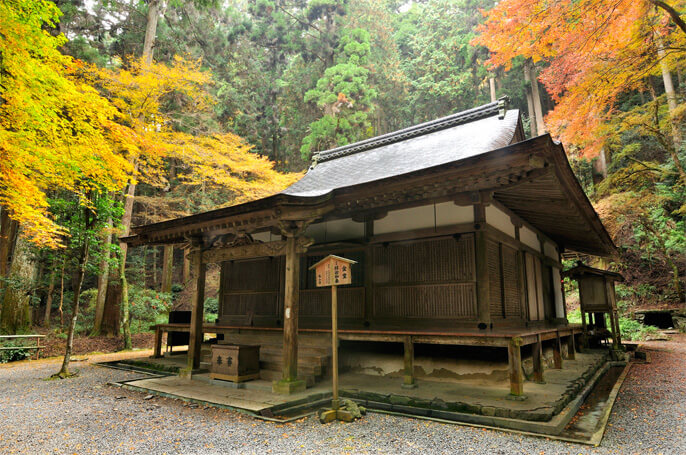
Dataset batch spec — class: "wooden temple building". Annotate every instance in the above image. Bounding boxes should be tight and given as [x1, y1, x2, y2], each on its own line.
[123, 98, 616, 397]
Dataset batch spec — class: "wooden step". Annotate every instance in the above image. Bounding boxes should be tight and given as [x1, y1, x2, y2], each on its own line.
[260, 360, 321, 377]
[219, 332, 329, 348]
[259, 351, 328, 368]
[259, 345, 331, 356]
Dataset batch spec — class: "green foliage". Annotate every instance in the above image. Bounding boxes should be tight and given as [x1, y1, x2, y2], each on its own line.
[618, 317, 659, 342]
[204, 296, 218, 323]
[301, 28, 377, 159]
[566, 308, 582, 324]
[0, 339, 33, 363]
[128, 287, 174, 334]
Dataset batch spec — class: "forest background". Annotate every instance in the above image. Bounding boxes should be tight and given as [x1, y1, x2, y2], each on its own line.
[0, 0, 684, 360]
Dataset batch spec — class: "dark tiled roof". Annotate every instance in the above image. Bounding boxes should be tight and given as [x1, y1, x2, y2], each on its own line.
[283, 99, 519, 197]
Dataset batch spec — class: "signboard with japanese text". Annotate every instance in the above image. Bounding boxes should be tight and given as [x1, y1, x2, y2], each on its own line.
[310, 255, 356, 287]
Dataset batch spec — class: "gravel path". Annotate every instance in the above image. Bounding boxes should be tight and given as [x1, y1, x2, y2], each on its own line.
[0, 337, 684, 455]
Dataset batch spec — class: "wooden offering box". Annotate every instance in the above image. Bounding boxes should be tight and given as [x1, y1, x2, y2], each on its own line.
[210, 344, 260, 382]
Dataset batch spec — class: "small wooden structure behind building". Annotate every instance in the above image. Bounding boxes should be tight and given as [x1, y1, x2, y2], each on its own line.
[563, 263, 623, 354]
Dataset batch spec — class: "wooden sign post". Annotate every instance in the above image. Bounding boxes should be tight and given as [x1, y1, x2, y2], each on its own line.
[309, 255, 357, 423]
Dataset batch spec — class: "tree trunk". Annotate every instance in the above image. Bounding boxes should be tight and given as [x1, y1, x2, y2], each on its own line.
[523, 63, 538, 137]
[161, 245, 173, 293]
[31, 258, 45, 326]
[0, 207, 20, 303]
[91, 217, 112, 336]
[183, 247, 191, 286]
[102, 276, 121, 336]
[55, 205, 94, 378]
[656, 41, 686, 184]
[489, 77, 497, 102]
[120, 249, 132, 350]
[528, 60, 546, 134]
[44, 264, 56, 327]
[667, 256, 686, 304]
[58, 257, 66, 327]
[1, 236, 34, 333]
[152, 246, 158, 287]
[118, 168, 137, 348]
[142, 0, 160, 64]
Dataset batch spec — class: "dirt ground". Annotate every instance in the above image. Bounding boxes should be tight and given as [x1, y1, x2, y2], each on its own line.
[30, 328, 156, 358]
[0, 334, 683, 453]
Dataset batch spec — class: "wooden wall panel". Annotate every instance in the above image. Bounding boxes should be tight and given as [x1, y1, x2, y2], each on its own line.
[370, 235, 478, 321]
[222, 292, 279, 316]
[487, 240, 503, 318]
[372, 235, 475, 284]
[502, 245, 522, 319]
[300, 288, 365, 318]
[223, 258, 280, 292]
[373, 284, 477, 319]
[524, 252, 545, 321]
[220, 257, 282, 321]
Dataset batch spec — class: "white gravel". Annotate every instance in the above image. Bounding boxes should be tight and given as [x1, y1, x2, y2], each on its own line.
[0, 340, 684, 455]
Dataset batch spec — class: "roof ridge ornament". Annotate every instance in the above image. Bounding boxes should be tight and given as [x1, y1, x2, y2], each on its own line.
[311, 98, 510, 164]
[498, 95, 510, 119]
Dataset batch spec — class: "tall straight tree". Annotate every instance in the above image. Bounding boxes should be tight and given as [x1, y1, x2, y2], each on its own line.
[301, 28, 377, 158]
[475, 0, 686, 166]
[0, 0, 132, 330]
[52, 193, 100, 378]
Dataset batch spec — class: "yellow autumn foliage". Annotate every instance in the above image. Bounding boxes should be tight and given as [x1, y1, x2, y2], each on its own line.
[0, 0, 131, 247]
[0, 1, 298, 247]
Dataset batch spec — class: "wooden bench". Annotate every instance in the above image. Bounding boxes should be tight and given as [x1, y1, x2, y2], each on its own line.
[0, 334, 46, 360]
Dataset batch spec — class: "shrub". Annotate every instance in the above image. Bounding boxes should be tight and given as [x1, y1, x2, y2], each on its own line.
[204, 297, 218, 323]
[76, 288, 98, 334]
[619, 317, 659, 341]
[129, 287, 173, 333]
[567, 308, 582, 324]
[0, 340, 33, 363]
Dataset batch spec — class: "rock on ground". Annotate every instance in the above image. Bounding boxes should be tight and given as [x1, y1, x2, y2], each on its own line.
[0, 336, 684, 454]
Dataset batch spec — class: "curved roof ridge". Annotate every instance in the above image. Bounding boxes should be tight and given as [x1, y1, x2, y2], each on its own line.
[314, 97, 509, 164]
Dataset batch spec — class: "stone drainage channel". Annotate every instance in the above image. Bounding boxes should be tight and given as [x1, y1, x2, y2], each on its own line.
[97, 359, 631, 446]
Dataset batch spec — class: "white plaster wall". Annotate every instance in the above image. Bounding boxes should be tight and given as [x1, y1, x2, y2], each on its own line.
[435, 202, 474, 226]
[552, 267, 565, 318]
[374, 205, 435, 235]
[485, 205, 516, 238]
[325, 218, 365, 241]
[304, 222, 327, 243]
[520, 226, 540, 251]
[304, 219, 364, 243]
[544, 241, 559, 261]
[340, 350, 508, 384]
[251, 231, 273, 243]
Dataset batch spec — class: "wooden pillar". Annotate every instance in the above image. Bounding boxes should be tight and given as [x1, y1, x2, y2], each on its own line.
[474, 205, 491, 327]
[273, 233, 306, 394]
[608, 310, 620, 349]
[283, 235, 300, 381]
[532, 334, 544, 383]
[185, 239, 206, 373]
[607, 280, 622, 350]
[612, 310, 622, 347]
[552, 331, 563, 369]
[567, 332, 576, 360]
[508, 337, 525, 397]
[153, 326, 163, 358]
[363, 220, 373, 326]
[402, 336, 416, 389]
